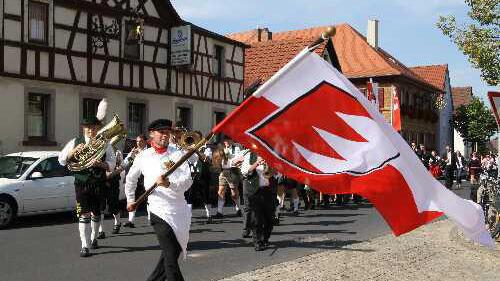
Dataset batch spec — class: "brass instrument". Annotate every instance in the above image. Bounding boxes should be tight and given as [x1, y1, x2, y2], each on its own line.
[177, 130, 202, 150]
[67, 114, 126, 172]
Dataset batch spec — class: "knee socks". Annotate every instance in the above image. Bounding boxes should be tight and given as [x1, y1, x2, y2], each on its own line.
[128, 211, 136, 223]
[78, 217, 91, 248]
[293, 198, 299, 211]
[90, 216, 100, 241]
[217, 198, 225, 214]
[98, 214, 105, 233]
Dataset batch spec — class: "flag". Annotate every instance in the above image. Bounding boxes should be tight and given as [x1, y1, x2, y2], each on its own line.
[392, 86, 401, 131]
[367, 78, 379, 108]
[212, 48, 495, 247]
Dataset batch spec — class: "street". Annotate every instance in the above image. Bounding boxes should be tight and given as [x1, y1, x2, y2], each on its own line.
[0, 185, 471, 281]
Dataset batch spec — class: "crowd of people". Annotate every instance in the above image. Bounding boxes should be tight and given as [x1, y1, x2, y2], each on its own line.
[63, 113, 500, 280]
[410, 142, 497, 189]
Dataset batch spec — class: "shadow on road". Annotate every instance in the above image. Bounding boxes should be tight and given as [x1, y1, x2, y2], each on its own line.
[9, 211, 76, 229]
[278, 219, 357, 227]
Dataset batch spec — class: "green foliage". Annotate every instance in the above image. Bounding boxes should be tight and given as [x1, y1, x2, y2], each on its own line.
[453, 96, 497, 145]
[437, 0, 500, 86]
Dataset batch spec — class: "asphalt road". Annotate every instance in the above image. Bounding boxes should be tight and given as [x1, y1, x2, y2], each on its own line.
[0, 185, 470, 281]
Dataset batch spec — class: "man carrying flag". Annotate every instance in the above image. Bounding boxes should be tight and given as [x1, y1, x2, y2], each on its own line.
[210, 28, 495, 248]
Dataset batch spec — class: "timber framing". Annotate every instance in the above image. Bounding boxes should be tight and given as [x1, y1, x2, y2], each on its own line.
[0, 0, 245, 106]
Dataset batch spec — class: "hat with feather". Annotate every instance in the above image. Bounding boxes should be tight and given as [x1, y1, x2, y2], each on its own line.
[82, 98, 107, 126]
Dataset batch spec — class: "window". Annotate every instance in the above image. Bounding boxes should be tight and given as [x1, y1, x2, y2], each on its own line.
[124, 21, 140, 59]
[82, 98, 100, 122]
[28, 1, 48, 44]
[378, 88, 384, 109]
[176, 106, 192, 130]
[128, 102, 146, 138]
[213, 111, 226, 143]
[32, 157, 68, 178]
[27, 93, 49, 139]
[213, 45, 225, 77]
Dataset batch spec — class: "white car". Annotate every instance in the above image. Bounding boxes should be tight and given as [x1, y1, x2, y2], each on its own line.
[0, 151, 125, 229]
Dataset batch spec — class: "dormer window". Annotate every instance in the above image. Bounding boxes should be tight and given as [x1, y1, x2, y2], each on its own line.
[28, 1, 48, 44]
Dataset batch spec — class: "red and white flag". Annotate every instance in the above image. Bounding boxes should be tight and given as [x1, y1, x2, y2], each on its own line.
[392, 86, 401, 131]
[212, 48, 494, 247]
[366, 78, 379, 108]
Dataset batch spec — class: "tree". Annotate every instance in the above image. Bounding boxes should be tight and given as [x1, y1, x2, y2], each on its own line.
[453, 96, 497, 151]
[437, 0, 499, 86]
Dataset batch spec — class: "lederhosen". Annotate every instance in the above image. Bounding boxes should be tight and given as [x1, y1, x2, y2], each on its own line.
[72, 136, 107, 217]
[103, 154, 121, 215]
[219, 146, 241, 189]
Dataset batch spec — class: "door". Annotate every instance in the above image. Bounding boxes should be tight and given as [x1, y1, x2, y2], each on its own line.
[21, 157, 72, 212]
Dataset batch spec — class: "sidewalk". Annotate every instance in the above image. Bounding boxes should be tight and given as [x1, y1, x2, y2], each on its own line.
[219, 219, 499, 281]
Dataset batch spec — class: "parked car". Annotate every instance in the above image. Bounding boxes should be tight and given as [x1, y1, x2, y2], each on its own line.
[0, 151, 125, 229]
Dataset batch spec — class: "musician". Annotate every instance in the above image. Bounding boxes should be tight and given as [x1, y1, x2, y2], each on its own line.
[240, 151, 275, 251]
[125, 119, 193, 281]
[97, 144, 125, 238]
[123, 134, 148, 228]
[58, 116, 115, 257]
[214, 136, 243, 218]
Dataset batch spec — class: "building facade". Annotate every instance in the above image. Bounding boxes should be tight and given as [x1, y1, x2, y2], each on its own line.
[410, 65, 454, 155]
[0, 0, 246, 154]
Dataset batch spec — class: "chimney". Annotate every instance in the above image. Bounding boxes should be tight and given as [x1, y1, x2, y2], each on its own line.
[367, 19, 379, 48]
[256, 27, 272, 42]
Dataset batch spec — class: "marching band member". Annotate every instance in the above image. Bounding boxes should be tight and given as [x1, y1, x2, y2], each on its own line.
[58, 114, 115, 257]
[125, 119, 193, 281]
[240, 151, 275, 251]
[123, 134, 148, 228]
[214, 137, 243, 218]
[98, 144, 125, 238]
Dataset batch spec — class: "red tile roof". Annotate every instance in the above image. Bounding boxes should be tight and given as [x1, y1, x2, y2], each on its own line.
[244, 37, 327, 89]
[410, 65, 448, 91]
[451, 87, 473, 109]
[229, 24, 442, 92]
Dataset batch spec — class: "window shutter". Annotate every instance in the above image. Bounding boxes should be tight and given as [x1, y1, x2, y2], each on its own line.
[378, 88, 384, 109]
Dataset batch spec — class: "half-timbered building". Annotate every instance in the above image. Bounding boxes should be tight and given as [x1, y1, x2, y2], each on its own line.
[0, 0, 246, 154]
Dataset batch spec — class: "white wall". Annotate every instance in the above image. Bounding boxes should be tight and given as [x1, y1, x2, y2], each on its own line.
[0, 77, 236, 155]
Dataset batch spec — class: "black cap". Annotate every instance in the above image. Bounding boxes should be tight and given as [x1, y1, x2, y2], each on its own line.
[82, 116, 102, 126]
[148, 119, 172, 131]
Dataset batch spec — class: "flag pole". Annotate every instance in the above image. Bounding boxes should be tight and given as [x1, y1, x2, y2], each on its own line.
[213, 26, 336, 133]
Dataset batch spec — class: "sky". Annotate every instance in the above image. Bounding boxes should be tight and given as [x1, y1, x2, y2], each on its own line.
[170, 0, 498, 102]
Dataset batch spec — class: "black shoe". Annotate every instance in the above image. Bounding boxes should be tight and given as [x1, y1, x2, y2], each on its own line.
[112, 223, 121, 234]
[242, 230, 252, 238]
[263, 240, 270, 247]
[80, 247, 91, 258]
[273, 217, 280, 226]
[213, 212, 224, 219]
[123, 222, 135, 228]
[235, 210, 242, 217]
[206, 217, 213, 224]
[254, 243, 265, 251]
[90, 239, 98, 250]
[97, 231, 106, 239]
[292, 210, 299, 216]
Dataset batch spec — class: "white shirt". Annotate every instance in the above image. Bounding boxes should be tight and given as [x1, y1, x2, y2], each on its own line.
[222, 145, 243, 169]
[58, 136, 116, 171]
[240, 153, 270, 187]
[125, 146, 193, 259]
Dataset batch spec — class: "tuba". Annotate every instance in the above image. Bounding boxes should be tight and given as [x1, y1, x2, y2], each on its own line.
[67, 114, 126, 172]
